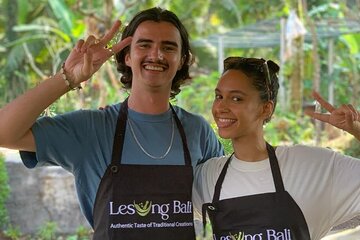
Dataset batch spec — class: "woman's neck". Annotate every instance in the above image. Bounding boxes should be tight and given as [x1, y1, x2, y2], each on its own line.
[232, 136, 268, 162]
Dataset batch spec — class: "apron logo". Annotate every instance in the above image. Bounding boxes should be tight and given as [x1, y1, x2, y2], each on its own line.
[109, 200, 191, 221]
[134, 200, 152, 217]
[219, 228, 292, 240]
[229, 231, 244, 240]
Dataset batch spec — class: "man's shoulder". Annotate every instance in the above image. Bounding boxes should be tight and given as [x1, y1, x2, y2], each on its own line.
[172, 105, 207, 123]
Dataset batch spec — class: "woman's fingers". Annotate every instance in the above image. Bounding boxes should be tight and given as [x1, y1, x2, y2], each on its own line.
[312, 91, 336, 113]
[308, 112, 331, 124]
[346, 104, 359, 121]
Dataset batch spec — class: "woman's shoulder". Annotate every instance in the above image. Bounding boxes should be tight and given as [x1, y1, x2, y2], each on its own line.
[196, 156, 229, 172]
[276, 144, 334, 157]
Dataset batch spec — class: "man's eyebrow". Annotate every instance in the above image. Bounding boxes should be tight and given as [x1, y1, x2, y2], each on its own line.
[135, 38, 179, 47]
[162, 41, 179, 47]
[135, 38, 152, 44]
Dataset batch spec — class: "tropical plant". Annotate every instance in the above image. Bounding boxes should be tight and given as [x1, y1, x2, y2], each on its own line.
[3, 225, 22, 240]
[0, 153, 10, 229]
[36, 221, 57, 240]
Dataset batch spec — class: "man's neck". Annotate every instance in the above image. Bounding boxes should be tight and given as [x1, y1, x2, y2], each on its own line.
[128, 92, 171, 114]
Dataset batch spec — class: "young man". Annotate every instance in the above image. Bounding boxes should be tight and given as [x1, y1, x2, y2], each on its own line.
[0, 7, 223, 239]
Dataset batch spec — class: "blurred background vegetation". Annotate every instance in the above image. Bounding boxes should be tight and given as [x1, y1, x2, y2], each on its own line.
[0, 0, 359, 153]
[0, 0, 359, 238]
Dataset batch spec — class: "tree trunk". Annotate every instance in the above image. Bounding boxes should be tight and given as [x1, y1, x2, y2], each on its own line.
[303, 0, 322, 145]
[289, 36, 304, 113]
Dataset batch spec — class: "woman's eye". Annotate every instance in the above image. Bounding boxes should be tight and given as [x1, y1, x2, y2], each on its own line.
[232, 97, 242, 101]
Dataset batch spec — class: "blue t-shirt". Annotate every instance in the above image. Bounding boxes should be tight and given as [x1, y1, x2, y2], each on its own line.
[20, 102, 224, 227]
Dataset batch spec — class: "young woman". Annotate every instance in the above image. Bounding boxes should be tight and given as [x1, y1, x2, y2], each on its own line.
[194, 57, 360, 240]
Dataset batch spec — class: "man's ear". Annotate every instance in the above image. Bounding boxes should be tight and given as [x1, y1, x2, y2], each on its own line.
[125, 52, 131, 67]
[177, 55, 186, 70]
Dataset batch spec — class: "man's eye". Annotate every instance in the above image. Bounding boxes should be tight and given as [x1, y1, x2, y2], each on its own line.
[232, 97, 242, 101]
[163, 46, 176, 51]
[215, 94, 222, 100]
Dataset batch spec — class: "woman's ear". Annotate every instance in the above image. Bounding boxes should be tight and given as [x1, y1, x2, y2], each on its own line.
[263, 100, 274, 123]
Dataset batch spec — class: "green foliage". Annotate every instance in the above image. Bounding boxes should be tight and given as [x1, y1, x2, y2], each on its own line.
[177, 71, 220, 122]
[3, 225, 22, 240]
[0, 153, 10, 229]
[36, 221, 57, 240]
[264, 111, 315, 146]
[344, 138, 360, 159]
[74, 225, 92, 240]
[196, 222, 214, 240]
[64, 225, 92, 240]
[210, 123, 233, 155]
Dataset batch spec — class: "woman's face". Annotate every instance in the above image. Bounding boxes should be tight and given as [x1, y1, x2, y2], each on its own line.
[212, 69, 269, 140]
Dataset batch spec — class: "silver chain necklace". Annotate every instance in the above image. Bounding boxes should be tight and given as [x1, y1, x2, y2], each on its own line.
[127, 117, 175, 159]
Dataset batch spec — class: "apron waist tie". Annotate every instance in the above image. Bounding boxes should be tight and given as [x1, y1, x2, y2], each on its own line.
[202, 203, 212, 238]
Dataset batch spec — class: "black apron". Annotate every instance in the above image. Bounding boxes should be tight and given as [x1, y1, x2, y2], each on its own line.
[202, 143, 311, 240]
[93, 98, 196, 240]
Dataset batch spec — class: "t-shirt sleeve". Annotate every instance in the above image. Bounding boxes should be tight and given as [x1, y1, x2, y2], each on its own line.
[19, 108, 114, 174]
[193, 157, 225, 217]
[193, 163, 207, 219]
[330, 150, 360, 226]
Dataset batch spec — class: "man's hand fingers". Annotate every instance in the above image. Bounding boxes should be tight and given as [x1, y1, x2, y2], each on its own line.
[112, 37, 132, 53]
[81, 35, 97, 52]
[99, 20, 122, 47]
[83, 49, 93, 76]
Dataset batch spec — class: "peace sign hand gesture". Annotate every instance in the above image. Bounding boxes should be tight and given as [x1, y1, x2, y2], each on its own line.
[63, 20, 132, 87]
[306, 91, 360, 141]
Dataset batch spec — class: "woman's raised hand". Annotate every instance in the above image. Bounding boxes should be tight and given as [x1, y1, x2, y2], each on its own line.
[63, 20, 132, 86]
[307, 91, 360, 139]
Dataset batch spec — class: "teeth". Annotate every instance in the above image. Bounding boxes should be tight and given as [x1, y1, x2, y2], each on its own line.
[145, 65, 164, 71]
[218, 118, 235, 123]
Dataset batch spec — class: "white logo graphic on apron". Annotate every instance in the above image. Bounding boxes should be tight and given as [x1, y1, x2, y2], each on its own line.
[109, 200, 192, 220]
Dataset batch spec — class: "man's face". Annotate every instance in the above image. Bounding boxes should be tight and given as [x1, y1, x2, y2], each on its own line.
[125, 20, 184, 92]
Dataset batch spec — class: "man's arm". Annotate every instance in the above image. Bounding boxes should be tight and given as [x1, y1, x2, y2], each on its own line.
[0, 20, 132, 151]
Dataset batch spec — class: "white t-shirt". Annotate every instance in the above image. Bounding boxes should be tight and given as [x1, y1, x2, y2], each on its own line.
[193, 144, 360, 240]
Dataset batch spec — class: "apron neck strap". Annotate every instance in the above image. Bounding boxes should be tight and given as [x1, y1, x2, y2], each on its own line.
[212, 142, 284, 202]
[110, 98, 129, 165]
[266, 142, 285, 192]
[170, 105, 192, 166]
[213, 153, 234, 201]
